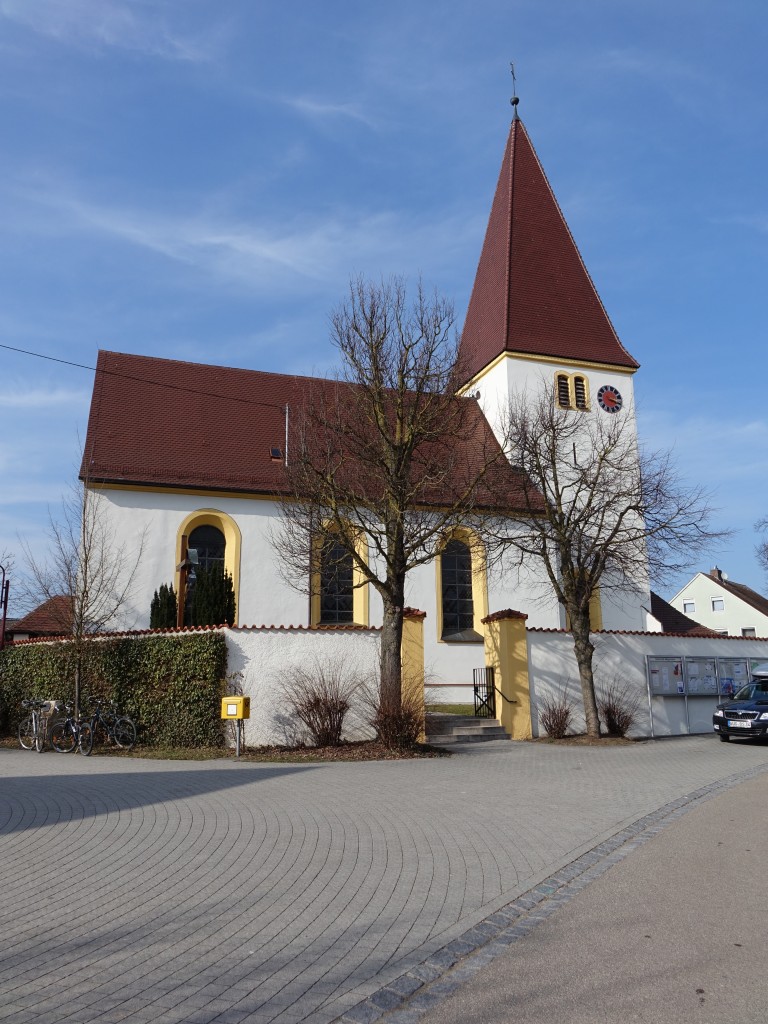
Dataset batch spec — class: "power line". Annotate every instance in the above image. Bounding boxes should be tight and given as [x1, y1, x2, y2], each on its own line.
[0, 342, 288, 411]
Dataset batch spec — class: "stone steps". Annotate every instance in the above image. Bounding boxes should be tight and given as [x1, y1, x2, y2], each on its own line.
[425, 713, 509, 746]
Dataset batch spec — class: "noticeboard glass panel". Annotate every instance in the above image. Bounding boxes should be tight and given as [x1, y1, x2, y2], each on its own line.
[718, 659, 749, 698]
[648, 657, 685, 695]
[686, 658, 718, 695]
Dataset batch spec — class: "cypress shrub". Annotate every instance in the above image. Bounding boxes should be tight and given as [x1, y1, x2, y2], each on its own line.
[189, 566, 236, 627]
[150, 583, 178, 628]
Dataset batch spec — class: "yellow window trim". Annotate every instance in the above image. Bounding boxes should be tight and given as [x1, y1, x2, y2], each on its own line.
[310, 525, 370, 627]
[175, 509, 242, 626]
[434, 527, 489, 642]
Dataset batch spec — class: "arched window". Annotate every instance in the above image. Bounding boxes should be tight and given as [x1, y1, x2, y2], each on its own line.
[174, 510, 241, 626]
[319, 537, 354, 624]
[441, 539, 475, 638]
[310, 525, 369, 626]
[188, 524, 225, 573]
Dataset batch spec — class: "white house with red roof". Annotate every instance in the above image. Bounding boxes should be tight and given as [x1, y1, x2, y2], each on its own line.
[80, 114, 654, 696]
[671, 568, 768, 638]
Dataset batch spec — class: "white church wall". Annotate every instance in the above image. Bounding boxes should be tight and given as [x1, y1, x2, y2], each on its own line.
[225, 626, 381, 746]
[99, 487, 308, 631]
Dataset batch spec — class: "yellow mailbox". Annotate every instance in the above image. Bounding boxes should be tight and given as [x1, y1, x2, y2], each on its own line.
[221, 696, 250, 720]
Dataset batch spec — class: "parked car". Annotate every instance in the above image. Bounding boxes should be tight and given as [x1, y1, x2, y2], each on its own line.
[713, 678, 768, 741]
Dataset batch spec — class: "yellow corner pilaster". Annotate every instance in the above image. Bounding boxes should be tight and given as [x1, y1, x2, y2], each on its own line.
[401, 610, 426, 742]
[481, 610, 533, 740]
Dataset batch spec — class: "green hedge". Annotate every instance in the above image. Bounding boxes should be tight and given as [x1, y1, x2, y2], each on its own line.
[0, 632, 228, 748]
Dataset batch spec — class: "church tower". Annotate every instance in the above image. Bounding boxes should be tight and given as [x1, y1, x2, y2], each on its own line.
[457, 115, 640, 448]
[458, 111, 652, 631]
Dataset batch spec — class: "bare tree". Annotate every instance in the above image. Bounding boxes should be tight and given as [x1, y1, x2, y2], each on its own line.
[276, 276, 505, 712]
[756, 517, 768, 581]
[0, 548, 14, 650]
[20, 478, 144, 715]
[494, 384, 728, 737]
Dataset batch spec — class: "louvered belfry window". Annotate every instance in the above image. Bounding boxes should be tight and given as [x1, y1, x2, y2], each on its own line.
[319, 537, 354, 624]
[441, 539, 474, 637]
[574, 376, 588, 410]
[556, 374, 571, 408]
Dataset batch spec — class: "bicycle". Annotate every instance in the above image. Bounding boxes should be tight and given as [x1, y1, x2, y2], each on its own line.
[84, 697, 137, 751]
[18, 699, 57, 752]
[50, 703, 94, 755]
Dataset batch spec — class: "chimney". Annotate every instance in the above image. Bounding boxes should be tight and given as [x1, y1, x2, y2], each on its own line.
[711, 566, 723, 581]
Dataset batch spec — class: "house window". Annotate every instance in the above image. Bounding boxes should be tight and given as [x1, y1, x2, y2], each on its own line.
[711, 597, 725, 612]
[742, 628, 756, 638]
[556, 374, 571, 408]
[319, 537, 354, 625]
[715, 629, 728, 636]
[683, 600, 696, 614]
[574, 376, 588, 410]
[441, 540, 474, 638]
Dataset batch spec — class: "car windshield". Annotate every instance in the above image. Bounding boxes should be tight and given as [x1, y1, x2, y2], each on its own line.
[733, 682, 768, 701]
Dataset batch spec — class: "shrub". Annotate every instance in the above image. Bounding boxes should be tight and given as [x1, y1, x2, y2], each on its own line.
[189, 566, 236, 627]
[279, 659, 362, 747]
[362, 682, 425, 751]
[0, 632, 227, 747]
[150, 583, 177, 628]
[597, 678, 642, 737]
[538, 687, 575, 738]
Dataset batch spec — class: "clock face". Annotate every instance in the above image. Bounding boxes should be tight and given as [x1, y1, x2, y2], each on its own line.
[597, 385, 623, 413]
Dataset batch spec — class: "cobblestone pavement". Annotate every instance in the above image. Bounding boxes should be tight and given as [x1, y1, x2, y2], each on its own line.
[2, 736, 768, 1024]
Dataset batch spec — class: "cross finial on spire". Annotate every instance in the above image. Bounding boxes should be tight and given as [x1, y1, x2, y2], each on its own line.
[510, 62, 519, 119]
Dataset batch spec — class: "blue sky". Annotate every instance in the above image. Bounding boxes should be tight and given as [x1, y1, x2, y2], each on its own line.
[1, 0, 767, 611]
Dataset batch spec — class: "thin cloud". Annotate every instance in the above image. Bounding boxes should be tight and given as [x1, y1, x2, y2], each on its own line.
[281, 95, 378, 129]
[2, 387, 91, 410]
[0, 0, 214, 62]
[14, 184, 480, 294]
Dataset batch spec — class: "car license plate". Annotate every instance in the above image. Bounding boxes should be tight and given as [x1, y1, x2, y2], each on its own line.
[729, 720, 751, 729]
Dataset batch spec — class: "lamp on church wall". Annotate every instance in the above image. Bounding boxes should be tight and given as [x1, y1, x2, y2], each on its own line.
[175, 536, 199, 628]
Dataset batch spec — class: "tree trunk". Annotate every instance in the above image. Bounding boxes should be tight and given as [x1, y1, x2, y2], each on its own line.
[570, 612, 600, 737]
[379, 596, 404, 710]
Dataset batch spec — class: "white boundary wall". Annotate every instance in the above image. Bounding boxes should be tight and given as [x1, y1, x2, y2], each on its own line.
[527, 630, 768, 737]
[225, 627, 381, 746]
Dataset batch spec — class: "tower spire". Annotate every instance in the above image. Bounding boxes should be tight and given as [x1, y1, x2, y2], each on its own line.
[458, 119, 639, 384]
[510, 62, 519, 120]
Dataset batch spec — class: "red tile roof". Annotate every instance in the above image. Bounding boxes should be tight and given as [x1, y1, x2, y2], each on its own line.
[458, 119, 639, 385]
[706, 573, 768, 621]
[82, 350, 534, 512]
[650, 591, 720, 637]
[10, 596, 74, 636]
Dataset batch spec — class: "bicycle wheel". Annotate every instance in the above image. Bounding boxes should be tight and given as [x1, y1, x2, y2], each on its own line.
[78, 722, 93, 756]
[18, 714, 35, 750]
[51, 719, 76, 753]
[35, 717, 45, 753]
[113, 717, 137, 750]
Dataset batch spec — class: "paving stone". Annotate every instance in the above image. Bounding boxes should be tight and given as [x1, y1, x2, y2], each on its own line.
[2, 738, 768, 1024]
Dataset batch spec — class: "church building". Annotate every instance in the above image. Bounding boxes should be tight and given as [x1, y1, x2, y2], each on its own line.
[81, 115, 651, 692]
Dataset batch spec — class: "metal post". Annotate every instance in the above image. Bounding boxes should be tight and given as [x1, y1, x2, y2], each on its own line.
[236, 719, 241, 758]
[0, 571, 9, 651]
